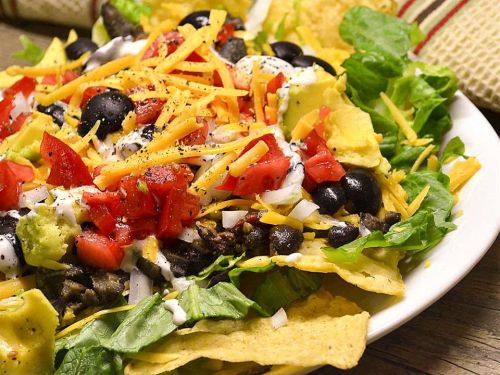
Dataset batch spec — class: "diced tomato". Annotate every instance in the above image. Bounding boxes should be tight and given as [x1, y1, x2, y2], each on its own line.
[157, 188, 184, 239]
[144, 164, 194, 197]
[304, 152, 345, 185]
[118, 176, 157, 219]
[217, 134, 290, 195]
[3, 77, 36, 98]
[301, 128, 345, 187]
[83, 191, 123, 217]
[80, 86, 108, 108]
[40, 132, 93, 188]
[128, 217, 157, 240]
[217, 23, 235, 44]
[266, 73, 286, 94]
[112, 223, 133, 247]
[0, 160, 35, 210]
[180, 192, 200, 224]
[135, 97, 165, 124]
[237, 95, 253, 117]
[212, 71, 223, 87]
[76, 231, 124, 271]
[142, 31, 185, 59]
[42, 70, 79, 85]
[87, 205, 116, 235]
[180, 119, 209, 146]
[0, 96, 15, 140]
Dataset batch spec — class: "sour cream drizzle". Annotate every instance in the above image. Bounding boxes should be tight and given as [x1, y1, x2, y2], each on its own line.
[164, 299, 188, 325]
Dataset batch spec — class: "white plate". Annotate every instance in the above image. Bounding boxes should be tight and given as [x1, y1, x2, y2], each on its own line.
[368, 92, 500, 343]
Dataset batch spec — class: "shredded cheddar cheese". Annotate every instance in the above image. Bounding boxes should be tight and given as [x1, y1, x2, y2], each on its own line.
[0, 276, 36, 300]
[448, 157, 481, 192]
[229, 141, 269, 177]
[411, 144, 435, 172]
[197, 199, 255, 218]
[142, 236, 160, 263]
[260, 212, 303, 231]
[189, 152, 239, 196]
[380, 92, 417, 142]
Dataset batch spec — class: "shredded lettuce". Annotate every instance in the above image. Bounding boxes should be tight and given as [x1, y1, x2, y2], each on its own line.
[440, 136, 467, 162]
[110, 0, 151, 24]
[11, 35, 44, 65]
[191, 254, 245, 281]
[323, 171, 455, 263]
[55, 346, 122, 375]
[253, 31, 269, 52]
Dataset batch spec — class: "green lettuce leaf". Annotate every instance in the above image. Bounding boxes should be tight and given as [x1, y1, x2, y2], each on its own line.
[252, 268, 323, 315]
[103, 294, 176, 353]
[440, 136, 466, 162]
[110, 0, 151, 24]
[180, 282, 267, 321]
[191, 254, 245, 281]
[323, 171, 455, 263]
[389, 145, 426, 169]
[228, 262, 275, 287]
[55, 346, 122, 375]
[11, 35, 44, 65]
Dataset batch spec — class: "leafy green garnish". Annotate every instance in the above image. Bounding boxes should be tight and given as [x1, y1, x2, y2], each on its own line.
[180, 282, 267, 321]
[252, 268, 323, 315]
[103, 294, 176, 353]
[323, 171, 455, 263]
[110, 0, 151, 24]
[440, 136, 467, 162]
[274, 14, 288, 41]
[192, 254, 245, 281]
[55, 346, 122, 375]
[253, 31, 269, 52]
[11, 35, 44, 65]
[228, 262, 275, 287]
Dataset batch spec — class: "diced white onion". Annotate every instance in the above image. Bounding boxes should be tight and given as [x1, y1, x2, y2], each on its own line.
[288, 199, 319, 221]
[359, 224, 372, 237]
[128, 267, 153, 304]
[284, 252, 303, 264]
[222, 210, 248, 229]
[18, 186, 49, 208]
[271, 308, 288, 329]
[178, 227, 200, 243]
[261, 184, 302, 205]
[10, 93, 30, 120]
[244, 0, 273, 34]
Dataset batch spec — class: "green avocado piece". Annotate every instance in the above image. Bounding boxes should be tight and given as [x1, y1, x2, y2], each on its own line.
[4, 112, 59, 162]
[0, 289, 58, 375]
[16, 204, 80, 270]
[282, 70, 337, 138]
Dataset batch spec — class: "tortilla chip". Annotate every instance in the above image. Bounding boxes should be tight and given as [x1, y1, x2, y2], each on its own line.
[237, 239, 405, 296]
[125, 291, 369, 374]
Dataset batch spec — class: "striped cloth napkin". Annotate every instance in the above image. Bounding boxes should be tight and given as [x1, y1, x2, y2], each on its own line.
[1, 0, 499, 111]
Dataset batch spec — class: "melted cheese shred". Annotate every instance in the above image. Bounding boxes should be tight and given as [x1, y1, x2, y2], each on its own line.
[94, 127, 274, 188]
[380, 92, 418, 142]
[229, 141, 269, 177]
[448, 157, 481, 193]
[36, 55, 136, 105]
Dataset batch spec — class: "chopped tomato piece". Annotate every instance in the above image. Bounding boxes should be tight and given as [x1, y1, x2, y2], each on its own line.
[0, 160, 34, 210]
[302, 128, 345, 187]
[76, 231, 124, 271]
[144, 164, 194, 197]
[135, 97, 165, 124]
[40, 132, 93, 188]
[87, 205, 116, 235]
[128, 218, 157, 240]
[80, 86, 108, 108]
[3, 77, 36, 98]
[83, 191, 123, 217]
[0, 96, 15, 140]
[266, 73, 286, 94]
[217, 23, 235, 44]
[157, 188, 184, 239]
[180, 192, 200, 224]
[142, 31, 185, 59]
[112, 223, 133, 247]
[42, 70, 79, 85]
[180, 119, 209, 146]
[118, 176, 157, 219]
[217, 134, 290, 195]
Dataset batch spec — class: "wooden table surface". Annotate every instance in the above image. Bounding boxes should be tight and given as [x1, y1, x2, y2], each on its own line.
[0, 19, 499, 375]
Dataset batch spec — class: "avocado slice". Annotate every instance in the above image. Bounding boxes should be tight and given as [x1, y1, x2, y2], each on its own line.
[0, 289, 58, 375]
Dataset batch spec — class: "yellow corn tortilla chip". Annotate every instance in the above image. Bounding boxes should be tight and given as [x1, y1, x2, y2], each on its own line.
[238, 239, 405, 296]
[125, 291, 369, 374]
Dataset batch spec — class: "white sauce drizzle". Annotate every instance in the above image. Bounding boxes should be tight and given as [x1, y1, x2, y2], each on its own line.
[164, 299, 188, 325]
[50, 186, 98, 225]
[284, 252, 303, 264]
[155, 251, 194, 292]
[85, 36, 147, 72]
[0, 235, 20, 279]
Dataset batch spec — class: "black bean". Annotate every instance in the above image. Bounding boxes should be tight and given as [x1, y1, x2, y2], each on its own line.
[79, 91, 134, 140]
[341, 169, 381, 215]
[140, 124, 157, 141]
[311, 182, 346, 215]
[65, 38, 97, 60]
[243, 225, 269, 257]
[290, 55, 336, 76]
[218, 37, 247, 63]
[327, 224, 359, 248]
[101, 2, 144, 38]
[225, 15, 245, 30]
[360, 213, 383, 232]
[37, 104, 65, 127]
[271, 41, 303, 63]
[269, 225, 304, 255]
